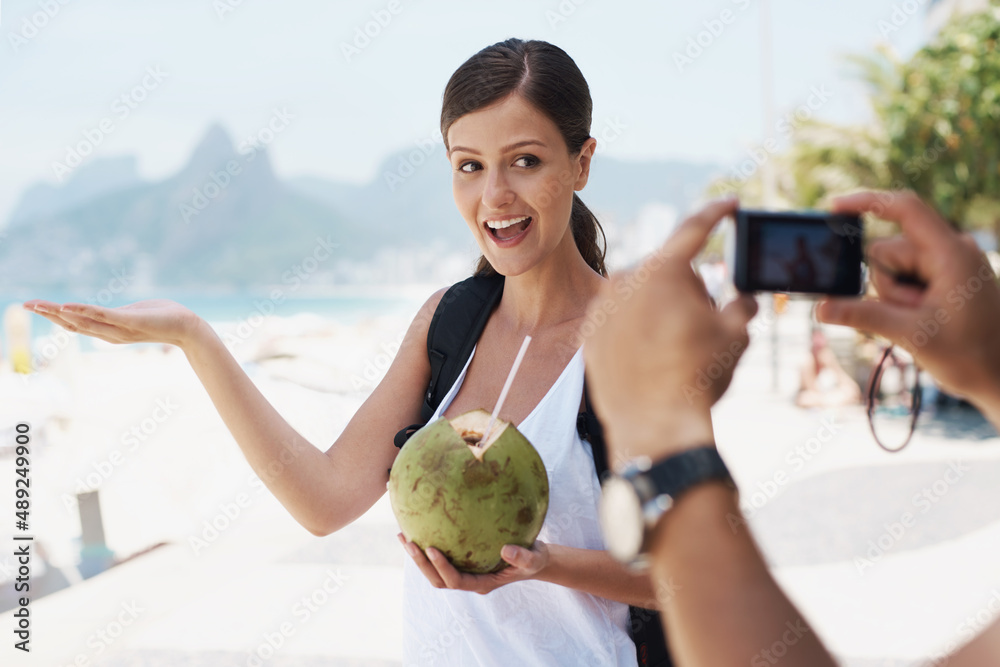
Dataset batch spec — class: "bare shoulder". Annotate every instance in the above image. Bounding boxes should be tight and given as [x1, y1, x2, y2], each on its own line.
[405, 287, 449, 341]
[374, 286, 450, 385]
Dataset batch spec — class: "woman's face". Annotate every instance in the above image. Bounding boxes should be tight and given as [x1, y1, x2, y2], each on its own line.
[446, 94, 595, 277]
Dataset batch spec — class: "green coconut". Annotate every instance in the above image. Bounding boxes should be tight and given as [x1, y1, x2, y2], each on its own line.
[389, 409, 549, 574]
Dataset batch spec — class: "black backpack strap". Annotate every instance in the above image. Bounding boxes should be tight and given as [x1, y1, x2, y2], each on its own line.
[578, 378, 611, 481]
[394, 273, 505, 448]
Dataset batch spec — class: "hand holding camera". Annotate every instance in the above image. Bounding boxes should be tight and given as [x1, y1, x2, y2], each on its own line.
[583, 198, 759, 463]
[816, 190, 1000, 418]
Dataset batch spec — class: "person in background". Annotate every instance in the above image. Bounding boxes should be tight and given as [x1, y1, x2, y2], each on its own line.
[584, 190, 1000, 665]
[795, 328, 861, 409]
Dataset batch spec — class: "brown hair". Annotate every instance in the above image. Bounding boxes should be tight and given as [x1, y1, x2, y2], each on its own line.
[440, 38, 607, 277]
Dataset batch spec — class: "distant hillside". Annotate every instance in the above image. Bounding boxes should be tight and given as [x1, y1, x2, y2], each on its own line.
[1, 126, 723, 291]
[0, 126, 372, 290]
[7, 155, 144, 228]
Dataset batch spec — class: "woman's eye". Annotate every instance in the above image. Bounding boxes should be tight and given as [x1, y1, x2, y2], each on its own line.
[514, 155, 539, 168]
[458, 161, 481, 173]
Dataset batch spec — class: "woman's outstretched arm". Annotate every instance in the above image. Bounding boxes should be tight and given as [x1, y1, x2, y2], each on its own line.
[24, 290, 446, 536]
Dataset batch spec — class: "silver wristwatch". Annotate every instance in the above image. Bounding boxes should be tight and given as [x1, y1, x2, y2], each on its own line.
[599, 446, 734, 566]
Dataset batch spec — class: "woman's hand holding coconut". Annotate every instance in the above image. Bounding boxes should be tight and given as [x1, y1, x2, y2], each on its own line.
[399, 533, 549, 594]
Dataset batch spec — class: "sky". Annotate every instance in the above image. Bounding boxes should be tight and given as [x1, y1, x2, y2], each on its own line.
[0, 0, 927, 227]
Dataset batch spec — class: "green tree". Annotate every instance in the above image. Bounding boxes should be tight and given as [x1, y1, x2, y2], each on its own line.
[716, 1, 1000, 238]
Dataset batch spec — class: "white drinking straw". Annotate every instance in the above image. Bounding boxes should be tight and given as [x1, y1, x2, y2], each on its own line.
[479, 334, 532, 447]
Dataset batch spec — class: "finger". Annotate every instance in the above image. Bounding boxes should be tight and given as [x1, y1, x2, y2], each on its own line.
[23, 300, 62, 314]
[869, 267, 925, 307]
[57, 310, 130, 341]
[426, 548, 467, 589]
[60, 302, 114, 323]
[866, 238, 926, 306]
[500, 545, 533, 569]
[867, 237, 919, 276]
[28, 309, 86, 333]
[719, 294, 758, 346]
[404, 542, 446, 588]
[831, 190, 955, 250]
[660, 197, 738, 263]
[817, 297, 919, 342]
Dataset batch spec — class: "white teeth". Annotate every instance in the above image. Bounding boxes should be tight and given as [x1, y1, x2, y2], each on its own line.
[485, 216, 530, 230]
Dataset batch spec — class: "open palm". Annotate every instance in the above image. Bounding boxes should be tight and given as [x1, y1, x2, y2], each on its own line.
[22, 299, 201, 348]
[399, 532, 550, 595]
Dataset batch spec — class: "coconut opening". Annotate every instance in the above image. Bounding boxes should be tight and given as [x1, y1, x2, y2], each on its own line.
[449, 409, 507, 460]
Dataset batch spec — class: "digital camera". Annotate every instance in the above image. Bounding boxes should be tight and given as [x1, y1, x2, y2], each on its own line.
[733, 209, 864, 295]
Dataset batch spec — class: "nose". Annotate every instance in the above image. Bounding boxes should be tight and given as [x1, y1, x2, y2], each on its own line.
[482, 166, 515, 211]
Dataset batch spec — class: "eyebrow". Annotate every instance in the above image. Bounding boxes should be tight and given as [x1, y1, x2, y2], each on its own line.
[449, 139, 547, 156]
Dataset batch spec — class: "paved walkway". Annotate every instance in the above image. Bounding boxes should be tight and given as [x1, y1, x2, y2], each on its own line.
[714, 300, 1000, 665]
[3, 299, 1000, 666]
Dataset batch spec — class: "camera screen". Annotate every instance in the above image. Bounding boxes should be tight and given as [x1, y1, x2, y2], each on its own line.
[737, 211, 863, 295]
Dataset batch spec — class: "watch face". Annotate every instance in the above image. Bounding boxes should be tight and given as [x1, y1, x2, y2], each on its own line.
[599, 477, 644, 563]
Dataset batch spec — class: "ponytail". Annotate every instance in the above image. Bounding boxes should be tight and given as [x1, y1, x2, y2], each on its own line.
[569, 193, 607, 277]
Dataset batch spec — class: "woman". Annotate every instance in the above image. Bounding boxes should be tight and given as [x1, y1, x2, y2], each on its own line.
[795, 329, 862, 409]
[25, 38, 652, 665]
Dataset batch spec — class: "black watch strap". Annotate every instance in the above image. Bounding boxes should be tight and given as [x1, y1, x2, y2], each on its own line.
[641, 446, 733, 501]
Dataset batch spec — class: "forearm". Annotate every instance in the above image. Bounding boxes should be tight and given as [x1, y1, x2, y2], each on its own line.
[181, 318, 341, 535]
[536, 544, 659, 608]
[649, 484, 836, 667]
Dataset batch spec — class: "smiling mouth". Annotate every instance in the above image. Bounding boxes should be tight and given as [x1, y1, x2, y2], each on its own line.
[485, 216, 532, 241]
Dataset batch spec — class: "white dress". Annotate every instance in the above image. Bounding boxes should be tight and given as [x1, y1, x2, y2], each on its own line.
[400, 344, 638, 667]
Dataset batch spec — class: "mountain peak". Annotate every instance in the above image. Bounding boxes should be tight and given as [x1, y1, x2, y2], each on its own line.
[186, 123, 237, 171]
